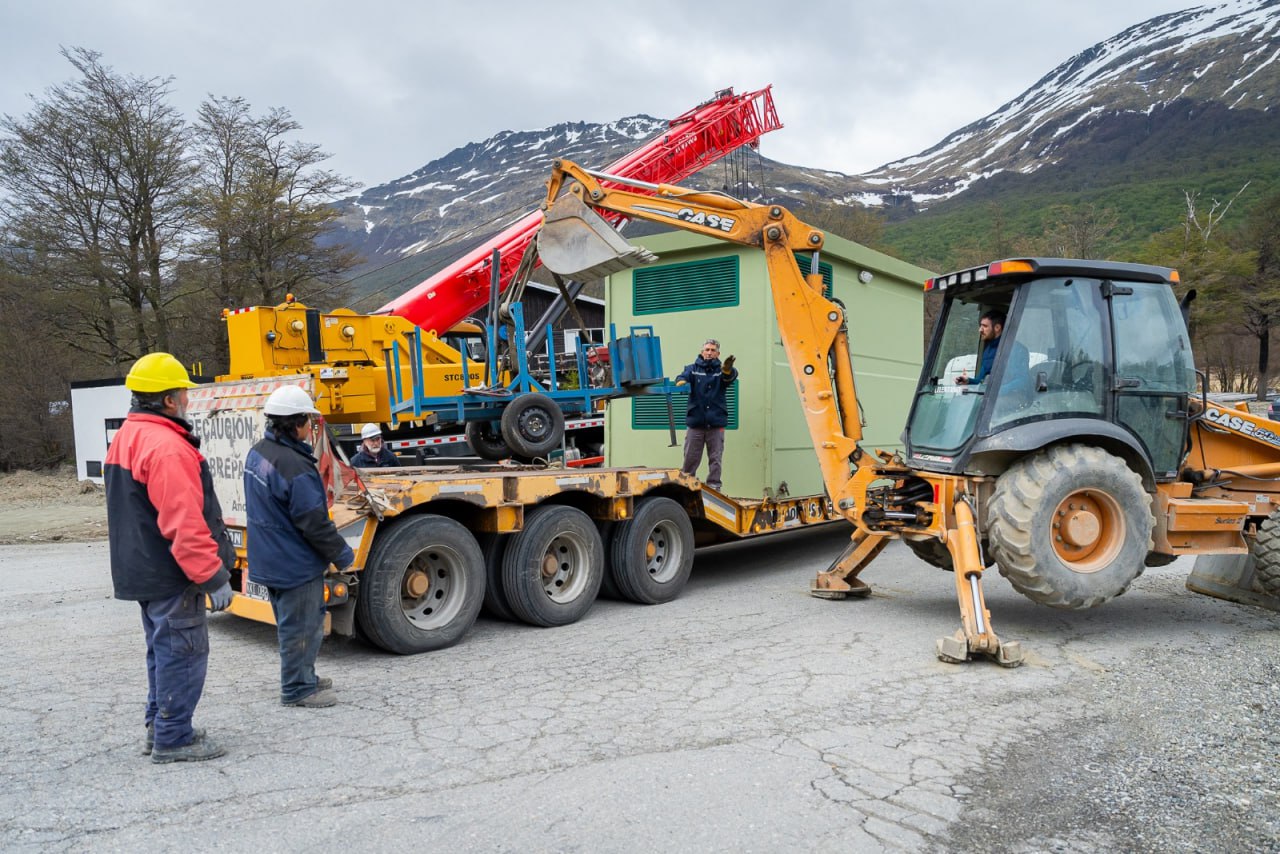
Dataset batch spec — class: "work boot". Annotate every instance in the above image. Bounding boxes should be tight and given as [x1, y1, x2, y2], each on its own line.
[151, 731, 226, 764]
[283, 688, 337, 708]
[316, 676, 332, 692]
[142, 724, 205, 756]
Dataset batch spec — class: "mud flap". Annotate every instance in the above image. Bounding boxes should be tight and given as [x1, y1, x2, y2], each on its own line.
[1186, 553, 1280, 612]
[537, 194, 658, 280]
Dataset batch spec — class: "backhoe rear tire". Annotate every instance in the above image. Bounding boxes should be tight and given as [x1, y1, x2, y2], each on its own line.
[1251, 509, 1280, 598]
[987, 444, 1152, 609]
[904, 536, 955, 571]
[903, 535, 995, 572]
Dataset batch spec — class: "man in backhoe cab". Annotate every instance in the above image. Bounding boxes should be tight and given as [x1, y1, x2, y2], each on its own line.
[244, 385, 355, 709]
[675, 338, 738, 491]
[350, 423, 399, 468]
[105, 352, 235, 764]
[955, 309, 1032, 400]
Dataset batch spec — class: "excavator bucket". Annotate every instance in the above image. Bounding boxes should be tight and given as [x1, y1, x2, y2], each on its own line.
[1186, 552, 1280, 612]
[538, 194, 658, 281]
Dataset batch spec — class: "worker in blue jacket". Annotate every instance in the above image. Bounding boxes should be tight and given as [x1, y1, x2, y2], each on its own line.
[675, 338, 737, 491]
[350, 423, 399, 467]
[244, 385, 354, 709]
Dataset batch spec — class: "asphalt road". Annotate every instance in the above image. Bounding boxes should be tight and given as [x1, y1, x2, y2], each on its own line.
[1, 530, 1276, 853]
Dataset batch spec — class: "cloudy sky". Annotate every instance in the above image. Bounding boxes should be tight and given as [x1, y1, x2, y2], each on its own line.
[2, 0, 1202, 191]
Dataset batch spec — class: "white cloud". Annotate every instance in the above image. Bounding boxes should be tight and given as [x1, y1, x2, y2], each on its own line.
[0, 0, 1207, 188]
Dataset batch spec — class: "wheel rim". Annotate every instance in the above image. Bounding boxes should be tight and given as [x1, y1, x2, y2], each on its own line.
[400, 546, 470, 627]
[1051, 488, 1124, 573]
[518, 406, 554, 443]
[644, 519, 685, 583]
[538, 529, 592, 603]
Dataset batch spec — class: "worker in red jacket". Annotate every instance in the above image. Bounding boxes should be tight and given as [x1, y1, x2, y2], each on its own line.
[105, 353, 235, 764]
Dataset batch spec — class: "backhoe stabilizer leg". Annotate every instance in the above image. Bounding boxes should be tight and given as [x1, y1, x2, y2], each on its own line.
[936, 501, 1023, 667]
[810, 529, 890, 599]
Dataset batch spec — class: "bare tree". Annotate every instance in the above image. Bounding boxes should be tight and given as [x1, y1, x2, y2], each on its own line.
[1040, 203, 1119, 258]
[0, 47, 195, 365]
[192, 101, 361, 309]
[1141, 184, 1260, 394]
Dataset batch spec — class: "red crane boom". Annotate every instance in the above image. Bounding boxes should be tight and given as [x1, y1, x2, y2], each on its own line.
[376, 86, 781, 332]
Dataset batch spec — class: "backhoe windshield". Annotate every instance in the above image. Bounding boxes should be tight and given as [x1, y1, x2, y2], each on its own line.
[908, 276, 1186, 461]
[908, 299, 986, 455]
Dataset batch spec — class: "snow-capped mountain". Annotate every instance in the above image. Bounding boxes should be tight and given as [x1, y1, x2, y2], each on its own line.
[859, 0, 1280, 205]
[330, 117, 667, 274]
[329, 0, 1280, 292]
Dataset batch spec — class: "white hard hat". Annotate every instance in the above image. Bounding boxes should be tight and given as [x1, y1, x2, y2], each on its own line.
[361, 423, 382, 440]
[263, 385, 321, 416]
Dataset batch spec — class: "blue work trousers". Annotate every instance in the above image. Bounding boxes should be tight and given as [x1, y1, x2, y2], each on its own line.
[267, 576, 326, 704]
[141, 586, 209, 750]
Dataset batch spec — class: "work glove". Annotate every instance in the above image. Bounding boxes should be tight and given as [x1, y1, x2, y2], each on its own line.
[722, 354, 736, 373]
[207, 581, 234, 612]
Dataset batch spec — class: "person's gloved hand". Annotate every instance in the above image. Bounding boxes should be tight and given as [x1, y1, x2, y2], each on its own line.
[207, 581, 233, 612]
[675, 379, 688, 386]
[722, 354, 736, 373]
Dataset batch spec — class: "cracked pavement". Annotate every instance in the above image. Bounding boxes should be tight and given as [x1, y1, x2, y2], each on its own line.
[1, 529, 1276, 852]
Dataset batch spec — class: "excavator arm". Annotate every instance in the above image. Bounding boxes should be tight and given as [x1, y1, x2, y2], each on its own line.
[537, 158, 1021, 667]
[539, 159, 870, 520]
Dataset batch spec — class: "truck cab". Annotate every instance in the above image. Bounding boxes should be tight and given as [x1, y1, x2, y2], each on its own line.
[904, 258, 1196, 484]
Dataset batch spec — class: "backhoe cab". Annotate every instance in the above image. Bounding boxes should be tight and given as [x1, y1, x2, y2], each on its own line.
[908, 258, 1194, 484]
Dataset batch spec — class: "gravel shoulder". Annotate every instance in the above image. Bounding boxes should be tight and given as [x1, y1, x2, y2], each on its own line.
[0, 468, 108, 545]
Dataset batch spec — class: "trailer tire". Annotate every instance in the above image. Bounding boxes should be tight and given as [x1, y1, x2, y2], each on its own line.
[607, 497, 695, 604]
[355, 514, 485, 654]
[466, 420, 511, 461]
[500, 394, 564, 460]
[595, 521, 623, 600]
[1252, 509, 1280, 598]
[502, 504, 603, 627]
[987, 444, 1151, 609]
[476, 532, 517, 621]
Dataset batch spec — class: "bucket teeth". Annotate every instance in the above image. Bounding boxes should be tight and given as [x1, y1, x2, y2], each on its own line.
[538, 194, 658, 280]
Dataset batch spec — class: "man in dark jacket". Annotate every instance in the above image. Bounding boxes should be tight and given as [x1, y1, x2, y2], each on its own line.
[350, 423, 399, 467]
[244, 385, 355, 708]
[105, 352, 235, 764]
[675, 338, 738, 491]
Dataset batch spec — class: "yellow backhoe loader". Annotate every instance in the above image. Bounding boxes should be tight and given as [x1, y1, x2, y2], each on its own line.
[536, 158, 1280, 665]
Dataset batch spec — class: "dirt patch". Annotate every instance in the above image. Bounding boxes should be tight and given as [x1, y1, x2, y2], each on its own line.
[0, 467, 108, 545]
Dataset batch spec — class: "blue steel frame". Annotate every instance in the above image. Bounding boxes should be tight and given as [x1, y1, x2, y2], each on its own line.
[385, 303, 675, 429]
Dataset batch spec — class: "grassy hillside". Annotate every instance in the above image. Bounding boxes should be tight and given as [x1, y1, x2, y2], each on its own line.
[882, 103, 1280, 271]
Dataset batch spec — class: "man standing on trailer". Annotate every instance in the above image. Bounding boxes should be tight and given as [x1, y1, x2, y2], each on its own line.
[675, 338, 737, 491]
[244, 385, 354, 709]
[105, 352, 235, 764]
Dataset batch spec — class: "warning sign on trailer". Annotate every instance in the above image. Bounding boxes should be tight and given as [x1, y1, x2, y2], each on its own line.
[186, 377, 315, 527]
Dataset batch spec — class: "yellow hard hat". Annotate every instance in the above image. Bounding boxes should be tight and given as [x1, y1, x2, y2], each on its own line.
[125, 352, 196, 393]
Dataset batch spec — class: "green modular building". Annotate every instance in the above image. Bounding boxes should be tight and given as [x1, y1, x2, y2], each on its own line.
[604, 229, 932, 499]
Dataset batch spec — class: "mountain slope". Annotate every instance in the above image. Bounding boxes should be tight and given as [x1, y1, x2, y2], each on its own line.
[326, 0, 1280, 301]
[861, 0, 1280, 205]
